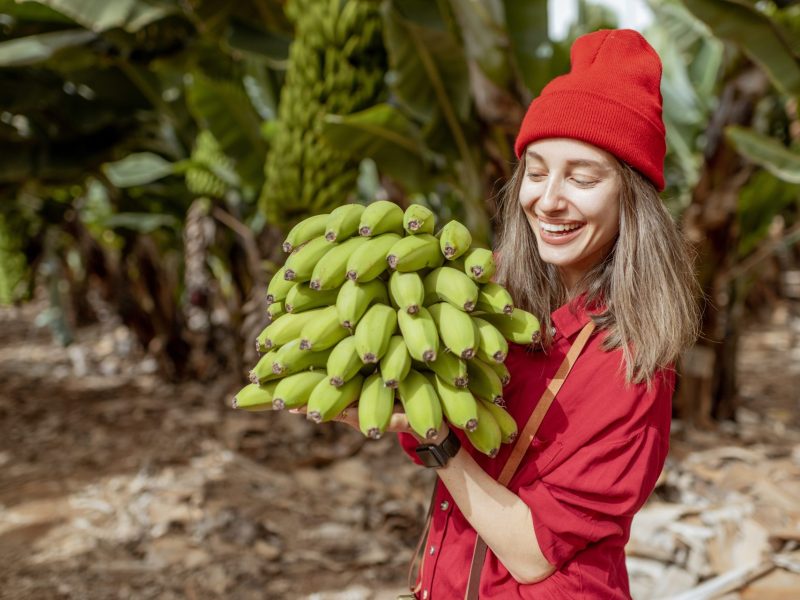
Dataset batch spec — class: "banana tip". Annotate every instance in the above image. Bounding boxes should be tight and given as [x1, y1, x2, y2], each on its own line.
[386, 255, 398, 269]
[488, 448, 499, 458]
[359, 226, 371, 236]
[443, 245, 456, 258]
[493, 397, 506, 407]
[367, 428, 382, 440]
[271, 364, 284, 374]
[503, 305, 513, 315]
[406, 305, 419, 315]
[471, 266, 484, 277]
[308, 411, 322, 423]
[424, 428, 439, 440]
[330, 376, 344, 387]
[407, 220, 420, 231]
[248, 372, 258, 384]
[324, 231, 336, 241]
[384, 379, 398, 389]
[346, 271, 358, 281]
[281, 242, 292, 253]
[362, 353, 377, 364]
[493, 351, 506, 362]
[463, 301, 475, 312]
[507, 433, 518, 444]
[284, 270, 296, 281]
[465, 418, 478, 432]
[232, 398, 239, 409]
[299, 340, 311, 350]
[309, 281, 321, 290]
[454, 376, 469, 388]
[461, 348, 475, 360]
[272, 399, 285, 410]
[422, 350, 436, 362]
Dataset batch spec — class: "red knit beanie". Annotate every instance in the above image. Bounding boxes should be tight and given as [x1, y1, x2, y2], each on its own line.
[514, 29, 666, 191]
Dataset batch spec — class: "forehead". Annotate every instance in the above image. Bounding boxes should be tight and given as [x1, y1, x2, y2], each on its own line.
[525, 138, 615, 170]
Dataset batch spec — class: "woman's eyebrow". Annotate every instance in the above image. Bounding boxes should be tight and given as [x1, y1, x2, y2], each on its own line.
[525, 150, 608, 170]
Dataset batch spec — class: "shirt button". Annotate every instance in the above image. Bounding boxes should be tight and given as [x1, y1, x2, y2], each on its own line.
[440, 500, 449, 510]
[429, 545, 436, 555]
[422, 590, 429, 599]
[550, 326, 557, 337]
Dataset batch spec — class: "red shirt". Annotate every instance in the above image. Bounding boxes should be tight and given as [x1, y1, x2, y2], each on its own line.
[399, 296, 674, 599]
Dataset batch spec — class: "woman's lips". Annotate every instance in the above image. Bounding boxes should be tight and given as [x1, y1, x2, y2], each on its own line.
[538, 222, 585, 245]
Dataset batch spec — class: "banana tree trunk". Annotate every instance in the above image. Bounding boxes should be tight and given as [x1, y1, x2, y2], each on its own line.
[676, 66, 769, 424]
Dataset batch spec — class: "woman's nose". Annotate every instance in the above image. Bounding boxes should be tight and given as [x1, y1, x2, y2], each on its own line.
[537, 177, 567, 212]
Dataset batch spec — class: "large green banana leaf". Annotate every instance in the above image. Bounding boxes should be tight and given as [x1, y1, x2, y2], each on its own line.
[320, 103, 430, 191]
[0, 29, 95, 67]
[102, 152, 176, 188]
[726, 125, 800, 184]
[31, 0, 175, 33]
[501, 0, 551, 98]
[682, 0, 800, 97]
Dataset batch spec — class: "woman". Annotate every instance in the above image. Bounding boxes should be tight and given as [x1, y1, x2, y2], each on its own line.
[311, 28, 699, 598]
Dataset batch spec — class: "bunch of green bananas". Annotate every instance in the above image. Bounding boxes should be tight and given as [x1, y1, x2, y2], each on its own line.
[259, 0, 387, 226]
[185, 131, 237, 199]
[234, 202, 541, 458]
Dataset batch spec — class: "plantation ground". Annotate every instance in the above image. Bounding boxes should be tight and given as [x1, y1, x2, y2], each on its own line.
[1, 299, 798, 599]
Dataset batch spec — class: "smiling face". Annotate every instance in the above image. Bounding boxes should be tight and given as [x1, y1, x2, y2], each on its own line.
[518, 138, 622, 291]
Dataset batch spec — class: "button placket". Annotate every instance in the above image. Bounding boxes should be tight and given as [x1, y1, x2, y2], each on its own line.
[420, 493, 453, 597]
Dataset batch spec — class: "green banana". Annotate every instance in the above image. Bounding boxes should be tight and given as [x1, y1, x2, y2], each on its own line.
[283, 213, 330, 253]
[479, 308, 542, 345]
[249, 348, 282, 384]
[354, 303, 397, 363]
[266, 300, 285, 323]
[427, 302, 477, 359]
[345, 233, 401, 282]
[403, 203, 435, 235]
[471, 316, 509, 363]
[256, 309, 323, 352]
[379, 335, 411, 388]
[326, 335, 363, 387]
[386, 234, 443, 272]
[466, 358, 505, 405]
[438, 220, 472, 260]
[272, 371, 327, 410]
[309, 235, 369, 290]
[424, 350, 469, 388]
[475, 282, 514, 315]
[325, 203, 365, 242]
[463, 248, 496, 284]
[358, 200, 404, 237]
[358, 372, 396, 439]
[397, 307, 439, 362]
[272, 338, 333, 375]
[423, 266, 479, 312]
[466, 401, 502, 457]
[299, 305, 349, 350]
[479, 398, 518, 443]
[388, 271, 425, 315]
[426, 373, 479, 432]
[285, 283, 340, 313]
[336, 278, 389, 329]
[397, 369, 443, 440]
[307, 374, 364, 423]
[266, 267, 296, 305]
[487, 357, 511, 386]
[232, 381, 280, 411]
[284, 236, 336, 282]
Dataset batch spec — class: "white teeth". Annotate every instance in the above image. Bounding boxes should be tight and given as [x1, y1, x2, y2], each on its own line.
[540, 222, 583, 233]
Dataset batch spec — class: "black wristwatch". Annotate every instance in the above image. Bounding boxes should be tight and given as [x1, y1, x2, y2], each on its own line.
[415, 428, 461, 468]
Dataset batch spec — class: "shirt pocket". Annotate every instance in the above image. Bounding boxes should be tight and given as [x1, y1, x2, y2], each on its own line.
[528, 437, 564, 479]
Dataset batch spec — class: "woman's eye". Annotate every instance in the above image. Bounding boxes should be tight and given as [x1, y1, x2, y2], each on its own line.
[527, 173, 545, 180]
[573, 178, 597, 186]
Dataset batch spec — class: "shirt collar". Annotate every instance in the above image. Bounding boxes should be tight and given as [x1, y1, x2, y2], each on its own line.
[551, 293, 601, 340]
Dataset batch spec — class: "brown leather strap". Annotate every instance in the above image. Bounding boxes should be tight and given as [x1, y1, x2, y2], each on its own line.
[407, 480, 438, 594]
[464, 320, 596, 599]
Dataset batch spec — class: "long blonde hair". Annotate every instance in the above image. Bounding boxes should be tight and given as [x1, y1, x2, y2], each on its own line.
[494, 157, 700, 384]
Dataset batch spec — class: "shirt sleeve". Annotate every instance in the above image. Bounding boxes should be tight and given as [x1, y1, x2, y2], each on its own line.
[518, 425, 667, 569]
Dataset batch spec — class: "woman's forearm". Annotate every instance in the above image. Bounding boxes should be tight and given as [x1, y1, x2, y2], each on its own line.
[435, 445, 556, 584]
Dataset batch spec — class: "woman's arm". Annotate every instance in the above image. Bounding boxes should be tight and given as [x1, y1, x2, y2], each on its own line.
[423, 423, 556, 585]
[291, 407, 556, 584]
